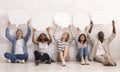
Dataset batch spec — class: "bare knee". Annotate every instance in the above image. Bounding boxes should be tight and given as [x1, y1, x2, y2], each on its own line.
[65, 57, 70, 62]
[64, 46, 69, 50]
[57, 52, 63, 62]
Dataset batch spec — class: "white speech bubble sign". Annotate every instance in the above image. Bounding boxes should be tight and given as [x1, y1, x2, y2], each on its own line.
[32, 12, 53, 31]
[91, 11, 113, 24]
[73, 13, 90, 31]
[111, 11, 120, 21]
[53, 13, 71, 28]
[9, 10, 30, 27]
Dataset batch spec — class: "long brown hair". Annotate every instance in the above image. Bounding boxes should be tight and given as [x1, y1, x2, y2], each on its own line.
[78, 34, 86, 44]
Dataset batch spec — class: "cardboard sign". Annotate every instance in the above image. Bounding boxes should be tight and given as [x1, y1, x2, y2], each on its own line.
[9, 10, 30, 26]
[73, 13, 90, 31]
[32, 11, 53, 31]
[91, 11, 113, 24]
[53, 13, 71, 28]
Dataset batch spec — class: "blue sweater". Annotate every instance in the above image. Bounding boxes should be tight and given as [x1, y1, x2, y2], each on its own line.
[6, 26, 31, 54]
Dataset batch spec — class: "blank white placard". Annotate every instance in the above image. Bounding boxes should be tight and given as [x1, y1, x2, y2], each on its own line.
[9, 10, 30, 26]
[53, 13, 71, 28]
[111, 11, 120, 21]
[73, 13, 90, 31]
[0, 9, 8, 16]
[91, 11, 113, 24]
[32, 11, 53, 31]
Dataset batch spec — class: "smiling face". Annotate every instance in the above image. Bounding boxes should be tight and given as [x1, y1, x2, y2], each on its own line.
[37, 33, 48, 42]
[98, 31, 104, 39]
[79, 34, 86, 41]
[40, 33, 46, 40]
[61, 32, 69, 42]
[78, 34, 86, 43]
[16, 29, 23, 38]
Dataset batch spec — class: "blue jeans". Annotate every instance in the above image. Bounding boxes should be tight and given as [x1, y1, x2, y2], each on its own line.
[76, 47, 88, 61]
[4, 52, 28, 63]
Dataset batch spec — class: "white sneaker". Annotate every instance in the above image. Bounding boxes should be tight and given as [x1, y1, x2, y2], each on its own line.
[8, 59, 11, 63]
[85, 59, 89, 65]
[62, 61, 66, 66]
[19, 60, 25, 64]
[81, 59, 85, 65]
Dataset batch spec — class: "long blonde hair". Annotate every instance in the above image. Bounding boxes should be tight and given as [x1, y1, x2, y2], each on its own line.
[61, 32, 70, 42]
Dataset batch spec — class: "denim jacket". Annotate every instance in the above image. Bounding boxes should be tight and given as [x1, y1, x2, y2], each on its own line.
[6, 26, 31, 54]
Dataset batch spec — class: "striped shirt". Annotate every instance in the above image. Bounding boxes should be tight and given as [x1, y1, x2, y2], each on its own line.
[53, 36, 74, 52]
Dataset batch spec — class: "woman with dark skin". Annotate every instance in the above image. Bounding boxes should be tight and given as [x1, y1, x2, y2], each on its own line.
[88, 20, 116, 66]
[32, 27, 52, 65]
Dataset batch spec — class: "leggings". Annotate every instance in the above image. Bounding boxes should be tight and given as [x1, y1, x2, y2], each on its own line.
[34, 50, 50, 62]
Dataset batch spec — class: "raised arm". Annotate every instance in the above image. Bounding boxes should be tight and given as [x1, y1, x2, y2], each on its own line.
[32, 28, 39, 45]
[76, 25, 81, 33]
[6, 21, 16, 42]
[107, 20, 116, 43]
[46, 27, 52, 44]
[87, 20, 96, 43]
[69, 24, 75, 37]
[68, 25, 75, 44]
[53, 24, 58, 36]
[53, 23, 60, 43]
[88, 21, 94, 33]
[24, 20, 31, 42]
[112, 20, 116, 34]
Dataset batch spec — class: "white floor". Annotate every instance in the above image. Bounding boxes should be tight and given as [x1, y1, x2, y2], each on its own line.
[0, 58, 120, 72]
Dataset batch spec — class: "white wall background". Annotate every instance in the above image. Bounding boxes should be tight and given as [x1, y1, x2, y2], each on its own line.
[0, 0, 120, 61]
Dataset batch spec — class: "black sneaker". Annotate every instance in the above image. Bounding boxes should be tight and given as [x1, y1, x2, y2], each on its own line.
[50, 58, 55, 62]
[114, 63, 117, 66]
[35, 60, 40, 66]
[45, 60, 51, 64]
[104, 63, 116, 66]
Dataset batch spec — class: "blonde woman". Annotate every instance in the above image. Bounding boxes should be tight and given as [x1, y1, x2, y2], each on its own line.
[53, 24, 75, 66]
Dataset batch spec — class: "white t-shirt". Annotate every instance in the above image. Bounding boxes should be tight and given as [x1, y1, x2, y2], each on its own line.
[38, 42, 49, 53]
[78, 42, 88, 49]
[96, 41, 105, 55]
[15, 39, 24, 54]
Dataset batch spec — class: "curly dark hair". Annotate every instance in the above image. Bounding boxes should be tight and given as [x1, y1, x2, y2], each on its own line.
[78, 34, 86, 44]
[37, 33, 50, 45]
[37, 33, 49, 44]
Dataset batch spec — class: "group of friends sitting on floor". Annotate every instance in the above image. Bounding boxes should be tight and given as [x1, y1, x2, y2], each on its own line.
[4, 19, 116, 67]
